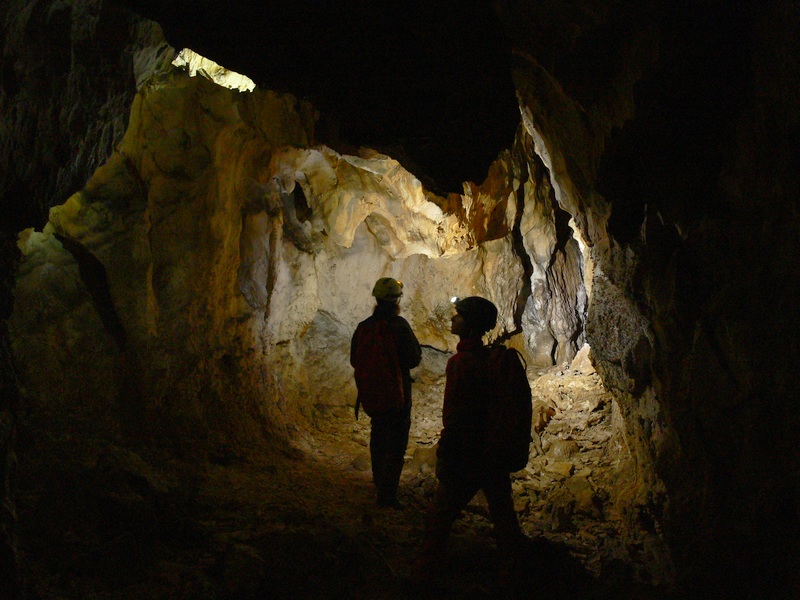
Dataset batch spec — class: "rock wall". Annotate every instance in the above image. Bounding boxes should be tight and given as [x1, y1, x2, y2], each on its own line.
[0, 2, 172, 592]
[0, 0, 172, 232]
[500, 0, 800, 594]
[4, 0, 798, 596]
[9, 63, 584, 463]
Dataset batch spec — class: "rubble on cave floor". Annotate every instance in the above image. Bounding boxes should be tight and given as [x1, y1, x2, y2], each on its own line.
[16, 368, 670, 599]
[303, 365, 670, 598]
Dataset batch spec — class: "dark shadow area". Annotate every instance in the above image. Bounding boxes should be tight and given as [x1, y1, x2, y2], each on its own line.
[598, 0, 752, 244]
[110, 0, 520, 195]
[14, 414, 677, 600]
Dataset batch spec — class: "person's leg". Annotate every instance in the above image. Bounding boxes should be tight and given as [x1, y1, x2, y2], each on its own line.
[369, 415, 388, 499]
[416, 477, 480, 575]
[379, 407, 410, 505]
[482, 474, 522, 545]
[370, 409, 410, 505]
[482, 474, 525, 596]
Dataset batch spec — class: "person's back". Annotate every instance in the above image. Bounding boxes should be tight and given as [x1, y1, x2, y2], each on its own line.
[352, 302, 420, 405]
[350, 278, 421, 507]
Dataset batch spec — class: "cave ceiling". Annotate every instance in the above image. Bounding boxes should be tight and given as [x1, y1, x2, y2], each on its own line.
[112, 0, 520, 194]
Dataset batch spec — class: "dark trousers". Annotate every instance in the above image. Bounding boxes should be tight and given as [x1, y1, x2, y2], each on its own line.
[369, 407, 411, 502]
[421, 471, 522, 561]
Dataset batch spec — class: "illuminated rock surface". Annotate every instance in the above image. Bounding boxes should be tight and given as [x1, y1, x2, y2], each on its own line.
[9, 56, 608, 598]
[1, 1, 798, 599]
[10, 60, 585, 450]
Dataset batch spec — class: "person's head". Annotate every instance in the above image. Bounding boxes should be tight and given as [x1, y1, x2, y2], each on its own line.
[372, 277, 403, 312]
[450, 296, 497, 338]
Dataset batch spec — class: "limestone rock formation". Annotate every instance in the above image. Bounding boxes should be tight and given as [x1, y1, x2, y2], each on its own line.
[1, 0, 798, 597]
[9, 62, 581, 459]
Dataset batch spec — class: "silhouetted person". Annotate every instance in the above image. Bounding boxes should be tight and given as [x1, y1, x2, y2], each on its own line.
[350, 278, 421, 508]
[416, 296, 524, 592]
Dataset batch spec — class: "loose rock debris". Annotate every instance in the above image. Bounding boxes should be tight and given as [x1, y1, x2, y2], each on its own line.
[16, 367, 672, 599]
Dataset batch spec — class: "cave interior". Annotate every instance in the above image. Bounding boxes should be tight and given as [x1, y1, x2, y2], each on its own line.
[1, 1, 799, 599]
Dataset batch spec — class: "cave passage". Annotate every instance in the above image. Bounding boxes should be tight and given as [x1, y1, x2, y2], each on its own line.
[5, 0, 799, 596]
[6, 46, 670, 598]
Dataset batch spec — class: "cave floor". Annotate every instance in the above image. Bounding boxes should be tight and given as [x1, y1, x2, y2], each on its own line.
[15, 368, 675, 599]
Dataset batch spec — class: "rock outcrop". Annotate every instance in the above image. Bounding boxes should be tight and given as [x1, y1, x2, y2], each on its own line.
[1, 0, 798, 597]
[10, 57, 585, 454]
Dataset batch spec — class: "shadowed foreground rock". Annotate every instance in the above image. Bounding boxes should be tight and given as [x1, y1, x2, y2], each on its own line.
[1, 0, 798, 598]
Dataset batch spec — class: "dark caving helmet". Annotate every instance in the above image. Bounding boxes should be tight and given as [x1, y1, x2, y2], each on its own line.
[452, 296, 498, 333]
[372, 277, 404, 301]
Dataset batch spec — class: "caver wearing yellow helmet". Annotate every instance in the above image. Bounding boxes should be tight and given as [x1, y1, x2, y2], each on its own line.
[371, 277, 404, 301]
[350, 277, 421, 508]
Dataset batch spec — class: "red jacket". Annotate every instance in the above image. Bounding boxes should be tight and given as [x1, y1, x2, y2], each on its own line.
[350, 305, 422, 406]
[437, 337, 493, 479]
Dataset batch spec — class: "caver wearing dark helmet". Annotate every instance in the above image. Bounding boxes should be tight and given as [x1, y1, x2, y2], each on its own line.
[451, 296, 498, 335]
[414, 294, 524, 594]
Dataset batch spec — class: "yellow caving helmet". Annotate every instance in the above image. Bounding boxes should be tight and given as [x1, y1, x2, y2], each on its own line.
[372, 277, 404, 301]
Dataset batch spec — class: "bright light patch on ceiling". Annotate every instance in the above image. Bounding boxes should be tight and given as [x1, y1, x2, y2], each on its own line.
[172, 48, 256, 92]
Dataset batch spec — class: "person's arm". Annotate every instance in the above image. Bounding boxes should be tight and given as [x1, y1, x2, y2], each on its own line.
[438, 355, 470, 464]
[393, 317, 422, 370]
[350, 324, 361, 368]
